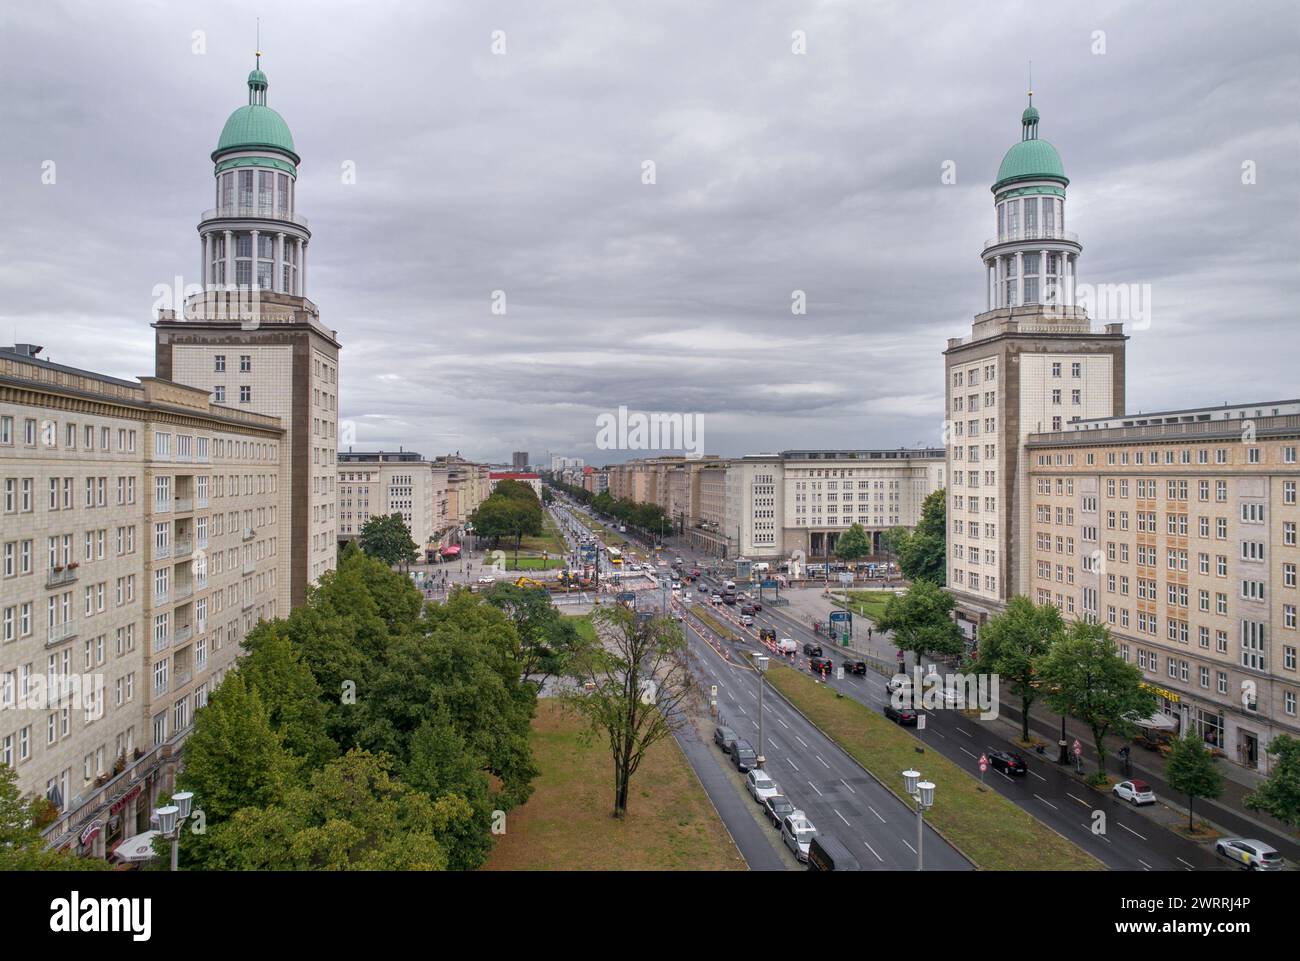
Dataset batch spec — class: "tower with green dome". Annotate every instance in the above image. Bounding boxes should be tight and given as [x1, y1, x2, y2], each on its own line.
[197, 53, 311, 298]
[942, 90, 1127, 637]
[979, 92, 1081, 311]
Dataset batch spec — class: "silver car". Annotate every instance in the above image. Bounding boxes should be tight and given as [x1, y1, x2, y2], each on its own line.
[781, 812, 817, 862]
[1215, 838, 1284, 871]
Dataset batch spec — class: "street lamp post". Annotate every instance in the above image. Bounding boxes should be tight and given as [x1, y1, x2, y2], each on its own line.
[155, 790, 195, 871]
[755, 654, 769, 769]
[901, 770, 935, 871]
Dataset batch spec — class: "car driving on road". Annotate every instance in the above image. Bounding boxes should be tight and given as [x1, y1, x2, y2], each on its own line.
[984, 748, 1027, 775]
[842, 659, 867, 675]
[802, 642, 823, 657]
[883, 703, 919, 726]
[809, 656, 834, 675]
[1215, 838, 1284, 871]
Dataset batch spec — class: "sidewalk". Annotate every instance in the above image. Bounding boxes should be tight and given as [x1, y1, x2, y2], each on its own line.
[764, 585, 1300, 857]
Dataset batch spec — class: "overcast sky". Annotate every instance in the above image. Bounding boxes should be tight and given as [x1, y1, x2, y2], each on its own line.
[2, 1, 1297, 465]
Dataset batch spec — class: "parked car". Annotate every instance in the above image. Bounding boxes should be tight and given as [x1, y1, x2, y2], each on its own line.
[985, 748, 1027, 775]
[1112, 779, 1156, 806]
[884, 703, 919, 726]
[763, 794, 796, 827]
[1215, 838, 1284, 871]
[807, 834, 862, 872]
[746, 769, 780, 804]
[842, 659, 867, 675]
[731, 739, 758, 772]
[809, 656, 835, 674]
[713, 725, 739, 753]
[781, 813, 817, 862]
[802, 642, 823, 657]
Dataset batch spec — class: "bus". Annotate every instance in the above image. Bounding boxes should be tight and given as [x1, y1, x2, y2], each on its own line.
[607, 547, 623, 567]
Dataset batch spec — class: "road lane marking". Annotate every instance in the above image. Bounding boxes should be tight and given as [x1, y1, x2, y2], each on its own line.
[1034, 794, 1059, 810]
[901, 838, 917, 854]
[816, 754, 831, 769]
[1081, 823, 1111, 843]
[1029, 770, 1046, 781]
[795, 735, 809, 748]
[786, 759, 800, 772]
[1117, 822, 1147, 841]
[776, 717, 790, 730]
[1177, 857, 1195, 870]
[840, 778, 856, 794]
[808, 781, 823, 796]
[1137, 858, 1152, 871]
[868, 806, 886, 823]
[863, 840, 884, 863]
[956, 726, 973, 737]
[835, 809, 851, 826]
[1067, 793, 1090, 808]
[959, 747, 977, 758]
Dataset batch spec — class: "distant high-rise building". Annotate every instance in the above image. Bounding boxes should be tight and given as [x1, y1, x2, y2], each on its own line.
[512, 451, 529, 471]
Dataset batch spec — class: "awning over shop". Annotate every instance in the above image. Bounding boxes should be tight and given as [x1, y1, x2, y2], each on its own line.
[1128, 710, 1178, 731]
[110, 831, 160, 863]
[439, 545, 462, 557]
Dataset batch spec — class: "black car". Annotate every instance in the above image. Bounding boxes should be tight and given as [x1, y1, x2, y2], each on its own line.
[763, 794, 796, 827]
[713, 725, 739, 752]
[750, 600, 762, 612]
[802, 642, 823, 657]
[809, 656, 835, 675]
[842, 659, 867, 675]
[985, 748, 1027, 775]
[884, 704, 919, 726]
[741, 604, 755, 615]
[731, 739, 758, 772]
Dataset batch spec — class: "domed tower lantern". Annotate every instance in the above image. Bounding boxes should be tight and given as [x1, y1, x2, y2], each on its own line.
[197, 52, 311, 300]
[979, 91, 1082, 313]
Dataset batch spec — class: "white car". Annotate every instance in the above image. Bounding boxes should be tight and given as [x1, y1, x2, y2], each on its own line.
[712, 594, 723, 605]
[1112, 779, 1156, 806]
[781, 812, 817, 862]
[476, 575, 496, 585]
[740, 614, 754, 627]
[746, 768, 780, 804]
[1215, 838, 1284, 871]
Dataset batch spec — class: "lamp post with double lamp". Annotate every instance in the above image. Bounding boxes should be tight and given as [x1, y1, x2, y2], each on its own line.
[154, 790, 195, 871]
[755, 654, 769, 769]
[901, 770, 935, 871]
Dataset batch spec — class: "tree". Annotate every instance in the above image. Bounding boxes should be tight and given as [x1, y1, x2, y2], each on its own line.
[1244, 734, 1300, 830]
[885, 489, 947, 584]
[0, 766, 109, 871]
[875, 578, 965, 669]
[563, 606, 696, 817]
[358, 512, 419, 569]
[239, 620, 338, 768]
[203, 749, 473, 870]
[971, 595, 1063, 742]
[1037, 621, 1156, 779]
[483, 582, 591, 688]
[1165, 733, 1224, 831]
[835, 523, 872, 562]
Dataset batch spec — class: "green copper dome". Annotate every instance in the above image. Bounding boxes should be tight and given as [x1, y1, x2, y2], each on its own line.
[993, 97, 1066, 192]
[212, 63, 299, 163]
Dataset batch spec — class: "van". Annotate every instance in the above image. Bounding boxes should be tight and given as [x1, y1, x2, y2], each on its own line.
[776, 637, 798, 655]
[807, 834, 862, 871]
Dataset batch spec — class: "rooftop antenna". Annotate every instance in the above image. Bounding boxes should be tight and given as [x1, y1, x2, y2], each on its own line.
[256, 17, 261, 69]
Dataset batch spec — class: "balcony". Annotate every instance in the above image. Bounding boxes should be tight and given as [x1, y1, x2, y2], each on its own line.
[174, 539, 193, 558]
[153, 633, 170, 654]
[173, 584, 193, 603]
[174, 625, 193, 645]
[155, 544, 171, 560]
[47, 622, 77, 646]
[200, 204, 310, 229]
[45, 567, 79, 588]
[982, 227, 1079, 254]
[173, 669, 192, 688]
[175, 498, 194, 513]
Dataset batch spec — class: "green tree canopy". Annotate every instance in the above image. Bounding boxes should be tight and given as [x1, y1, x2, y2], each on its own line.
[875, 578, 965, 667]
[1037, 621, 1157, 778]
[835, 523, 872, 562]
[358, 512, 420, 568]
[1244, 734, 1300, 829]
[0, 766, 110, 871]
[971, 595, 1064, 742]
[1165, 732, 1224, 830]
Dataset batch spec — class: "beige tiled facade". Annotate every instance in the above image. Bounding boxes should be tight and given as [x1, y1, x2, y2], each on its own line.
[338, 451, 436, 548]
[1, 346, 285, 851]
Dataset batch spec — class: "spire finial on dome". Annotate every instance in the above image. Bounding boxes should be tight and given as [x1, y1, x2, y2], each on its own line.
[247, 20, 268, 106]
[1021, 67, 1040, 141]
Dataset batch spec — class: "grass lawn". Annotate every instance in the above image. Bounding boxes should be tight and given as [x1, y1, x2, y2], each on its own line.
[514, 515, 568, 556]
[567, 614, 597, 645]
[833, 590, 896, 623]
[689, 607, 738, 642]
[482, 699, 744, 871]
[506, 556, 562, 571]
[763, 663, 1103, 872]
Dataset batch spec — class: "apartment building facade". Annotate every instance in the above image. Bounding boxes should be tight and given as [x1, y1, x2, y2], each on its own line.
[338, 450, 436, 548]
[1, 344, 284, 857]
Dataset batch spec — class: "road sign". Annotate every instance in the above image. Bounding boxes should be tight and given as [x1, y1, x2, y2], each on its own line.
[979, 753, 988, 772]
[836, 667, 844, 680]
[829, 611, 850, 622]
[1072, 739, 1082, 757]
[761, 579, 778, 589]
[917, 713, 926, 730]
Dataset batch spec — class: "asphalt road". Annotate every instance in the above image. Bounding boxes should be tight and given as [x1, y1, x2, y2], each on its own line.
[668, 601, 972, 871]
[703, 592, 1230, 872]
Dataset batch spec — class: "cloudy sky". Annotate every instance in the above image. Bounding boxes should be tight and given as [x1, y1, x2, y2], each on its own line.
[2, 1, 1297, 465]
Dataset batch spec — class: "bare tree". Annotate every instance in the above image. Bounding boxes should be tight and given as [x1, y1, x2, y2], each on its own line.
[564, 606, 697, 818]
